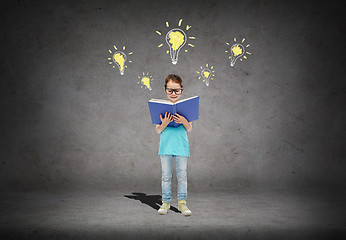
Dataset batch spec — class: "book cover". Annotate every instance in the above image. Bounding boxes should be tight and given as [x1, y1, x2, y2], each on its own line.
[148, 96, 199, 127]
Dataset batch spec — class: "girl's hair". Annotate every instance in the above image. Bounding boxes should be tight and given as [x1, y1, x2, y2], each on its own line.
[165, 74, 183, 88]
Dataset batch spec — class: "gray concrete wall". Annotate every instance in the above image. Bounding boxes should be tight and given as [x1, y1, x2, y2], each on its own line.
[1, 0, 345, 192]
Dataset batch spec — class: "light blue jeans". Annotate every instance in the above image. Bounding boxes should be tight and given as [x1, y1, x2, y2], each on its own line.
[160, 155, 188, 203]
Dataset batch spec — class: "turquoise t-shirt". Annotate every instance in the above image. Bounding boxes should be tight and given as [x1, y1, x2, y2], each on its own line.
[158, 125, 190, 157]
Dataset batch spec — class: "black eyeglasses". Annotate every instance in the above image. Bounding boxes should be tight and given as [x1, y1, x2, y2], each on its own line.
[165, 88, 183, 95]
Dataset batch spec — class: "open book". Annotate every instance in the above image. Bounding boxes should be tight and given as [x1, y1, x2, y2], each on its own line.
[148, 96, 199, 128]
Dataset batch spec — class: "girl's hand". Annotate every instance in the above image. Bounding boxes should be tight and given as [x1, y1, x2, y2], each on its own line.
[160, 112, 174, 126]
[173, 113, 188, 124]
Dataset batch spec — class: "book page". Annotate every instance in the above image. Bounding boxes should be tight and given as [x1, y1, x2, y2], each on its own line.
[149, 98, 174, 105]
[149, 96, 198, 105]
[176, 96, 199, 104]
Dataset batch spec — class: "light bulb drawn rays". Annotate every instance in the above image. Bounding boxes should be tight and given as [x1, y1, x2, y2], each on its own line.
[225, 38, 252, 67]
[108, 45, 133, 75]
[137, 72, 153, 90]
[196, 64, 215, 86]
[156, 19, 196, 64]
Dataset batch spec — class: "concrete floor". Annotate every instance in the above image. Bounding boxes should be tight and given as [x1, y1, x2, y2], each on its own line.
[1, 188, 345, 240]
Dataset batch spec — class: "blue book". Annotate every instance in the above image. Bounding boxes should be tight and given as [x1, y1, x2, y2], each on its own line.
[148, 96, 199, 127]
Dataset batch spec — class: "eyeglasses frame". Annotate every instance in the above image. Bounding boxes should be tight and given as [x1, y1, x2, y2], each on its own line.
[165, 87, 183, 95]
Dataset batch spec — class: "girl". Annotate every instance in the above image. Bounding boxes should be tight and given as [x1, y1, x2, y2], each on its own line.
[156, 74, 192, 216]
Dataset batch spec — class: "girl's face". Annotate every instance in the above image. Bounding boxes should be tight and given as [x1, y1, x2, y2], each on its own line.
[165, 80, 183, 103]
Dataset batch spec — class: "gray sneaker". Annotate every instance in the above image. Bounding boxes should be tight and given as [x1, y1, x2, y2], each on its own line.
[158, 201, 170, 215]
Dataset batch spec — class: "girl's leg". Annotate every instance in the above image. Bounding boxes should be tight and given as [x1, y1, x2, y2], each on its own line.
[160, 155, 173, 203]
[176, 155, 188, 201]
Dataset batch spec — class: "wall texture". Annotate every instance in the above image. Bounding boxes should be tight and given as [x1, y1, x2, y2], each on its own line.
[1, 0, 345, 192]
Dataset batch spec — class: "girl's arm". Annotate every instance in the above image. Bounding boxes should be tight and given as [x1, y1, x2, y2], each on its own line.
[156, 124, 167, 134]
[174, 113, 192, 132]
[183, 122, 192, 132]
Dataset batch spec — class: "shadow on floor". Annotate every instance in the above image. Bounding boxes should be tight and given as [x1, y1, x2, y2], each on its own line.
[124, 192, 180, 213]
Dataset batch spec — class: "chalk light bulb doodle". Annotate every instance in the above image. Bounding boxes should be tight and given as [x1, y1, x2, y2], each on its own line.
[202, 69, 211, 86]
[156, 19, 196, 65]
[225, 38, 252, 67]
[108, 45, 133, 75]
[230, 44, 244, 67]
[113, 51, 127, 75]
[166, 28, 186, 65]
[137, 73, 153, 90]
[141, 77, 152, 90]
[197, 64, 215, 86]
